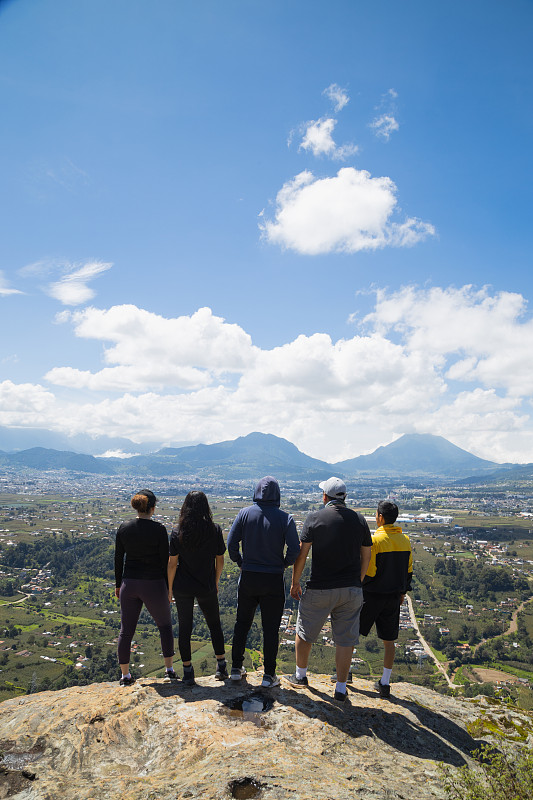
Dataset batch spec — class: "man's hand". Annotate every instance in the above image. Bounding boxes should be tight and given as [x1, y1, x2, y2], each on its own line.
[168, 589, 173, 604]
[115, 587, 120, 599]
[290, 582, 302, 600]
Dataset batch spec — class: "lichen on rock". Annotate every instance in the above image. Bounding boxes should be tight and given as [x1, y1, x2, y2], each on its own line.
[0, 672, 531, 800]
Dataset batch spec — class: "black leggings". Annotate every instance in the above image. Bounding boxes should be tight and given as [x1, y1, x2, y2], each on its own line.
[174, 590, 225, 663]
[118, 577, 174, 664]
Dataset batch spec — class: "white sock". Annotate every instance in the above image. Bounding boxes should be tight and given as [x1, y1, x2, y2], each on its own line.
[381, 667, 392, 685]
[335, 681, 347, 695]
[122, 672, 131, 680]
[295, 666, 307, 679]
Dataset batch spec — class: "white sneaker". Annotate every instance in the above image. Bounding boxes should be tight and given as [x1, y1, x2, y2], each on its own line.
[261, 674, 280, 688]
[230, 666, 247, 681]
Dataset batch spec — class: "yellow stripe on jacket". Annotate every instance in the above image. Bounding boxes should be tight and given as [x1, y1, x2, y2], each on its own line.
[363, 524, 413, 594]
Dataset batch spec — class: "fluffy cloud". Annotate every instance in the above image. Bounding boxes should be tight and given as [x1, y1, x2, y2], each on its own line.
[46, 305, 256, 391]
[47, 261, 112, 306]
[3, 286, 533, 463]
[299, 118, 358, 160]
[261, 168, 435, 254]
[365, 285, 533, 397]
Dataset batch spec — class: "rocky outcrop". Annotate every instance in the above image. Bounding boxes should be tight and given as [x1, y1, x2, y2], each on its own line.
[0, 672, 532, 800]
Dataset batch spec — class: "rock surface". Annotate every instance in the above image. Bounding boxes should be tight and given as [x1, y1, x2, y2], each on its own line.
[0, 672, 532, 800]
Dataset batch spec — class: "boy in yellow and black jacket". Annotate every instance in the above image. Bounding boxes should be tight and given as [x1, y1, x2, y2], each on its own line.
[360, 500, 412, 699]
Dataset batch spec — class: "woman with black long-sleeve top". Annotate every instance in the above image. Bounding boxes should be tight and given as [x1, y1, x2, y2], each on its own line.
[115, 489, 175, 685]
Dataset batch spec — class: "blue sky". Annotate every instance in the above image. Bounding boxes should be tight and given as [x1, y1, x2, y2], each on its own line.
[1, 0, 532, 463]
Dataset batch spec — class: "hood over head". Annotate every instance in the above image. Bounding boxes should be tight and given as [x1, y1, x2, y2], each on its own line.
[253, 476, 281, 506]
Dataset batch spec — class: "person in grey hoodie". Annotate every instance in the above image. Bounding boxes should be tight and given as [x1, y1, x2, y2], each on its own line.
[227, 476, 299, 687]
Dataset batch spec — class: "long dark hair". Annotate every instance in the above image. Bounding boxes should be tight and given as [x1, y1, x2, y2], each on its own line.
[178, 491, 216, 549]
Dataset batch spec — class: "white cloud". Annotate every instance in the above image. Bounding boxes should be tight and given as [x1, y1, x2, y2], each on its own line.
[365, 285, 533, 397]
[299, 118, 358, 160]
[261, 168, 435, 254]
[370, 114, 399, 141]
[370, 89, 399, 140]
[46, 305, 256, 391]
[0, 271, 23, 297]
[323, 83, 349, 112]
[47, 261, 112, 306]
[2, 286, 533, 464]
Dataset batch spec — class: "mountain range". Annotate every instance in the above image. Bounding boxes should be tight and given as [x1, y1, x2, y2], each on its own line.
[0, 431, 525, 481]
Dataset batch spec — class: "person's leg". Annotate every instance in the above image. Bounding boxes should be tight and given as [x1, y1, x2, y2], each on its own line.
[374, 594, 401, 693]
[330, 587, 364, 696]
[257, 573, 285, 677]
[142, 579, 175, 668]
[231, 571, 258, 670]
[382, 640, 396, 683]
[197, 592, 226, 660]
[295, 635, 313, 669]
[174, 593, 194, 665]
[292, 588, 331, 681]
[117, 579, 143, 677]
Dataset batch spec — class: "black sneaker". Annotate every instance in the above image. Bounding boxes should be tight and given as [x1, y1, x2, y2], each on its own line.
[119, 675, 136, 687]
[215, 661, 229, 680]
[182, 666, 195, 686]
[376, 679, 391, 699]
[284, 672, 308, 688]
[165, 668, 178, 681]
[261, 674, 280, 688]
[230, 666, 247, 681]
[334, 689, 347, 701]
[330, 671, 353, 684]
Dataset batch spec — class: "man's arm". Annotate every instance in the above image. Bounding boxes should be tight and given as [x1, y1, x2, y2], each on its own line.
[226, 513, 243, 567]
[290, 541, 312, 599]
[283, 516, 300, 567]
[360, 545, 372, 583]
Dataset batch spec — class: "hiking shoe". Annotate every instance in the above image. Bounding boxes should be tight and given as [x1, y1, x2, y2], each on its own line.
[215, 662, 229, 680]
[330, 671, 353, 684]
[230, 666, 247, 681]
[182, 667, 195, 686]
[334, 689, 347, 702]
[119, 675, 136, 687]
[284, 672, 308, 688]
[165, 668, 178, 681]
[376, 679, 391, 699]
[261, 674, 280, 688]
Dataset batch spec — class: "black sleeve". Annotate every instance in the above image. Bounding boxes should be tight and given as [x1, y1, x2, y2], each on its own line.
[114, 526, 125, 588]
[169, 526, 181, 557]
[358, 512, 373, 547]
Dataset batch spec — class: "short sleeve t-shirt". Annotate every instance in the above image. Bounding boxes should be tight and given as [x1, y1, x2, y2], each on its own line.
[300, 502, 372, 590]
[169, 523, 226, 596]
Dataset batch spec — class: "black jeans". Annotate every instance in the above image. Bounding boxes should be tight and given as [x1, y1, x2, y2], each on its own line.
[174, 590, 225, 663]
[231, 570, 285, 677]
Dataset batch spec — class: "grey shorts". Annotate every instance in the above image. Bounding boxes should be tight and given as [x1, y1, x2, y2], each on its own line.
[295, 586, 364, 647]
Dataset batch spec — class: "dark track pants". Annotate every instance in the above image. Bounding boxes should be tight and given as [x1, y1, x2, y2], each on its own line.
[118, 577, 174, 664]
[173, 590, 225, 662]
[231, 570, 285, 677]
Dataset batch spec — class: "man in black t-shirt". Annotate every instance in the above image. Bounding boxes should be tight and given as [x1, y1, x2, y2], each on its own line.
[286, 477, 372, 701]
